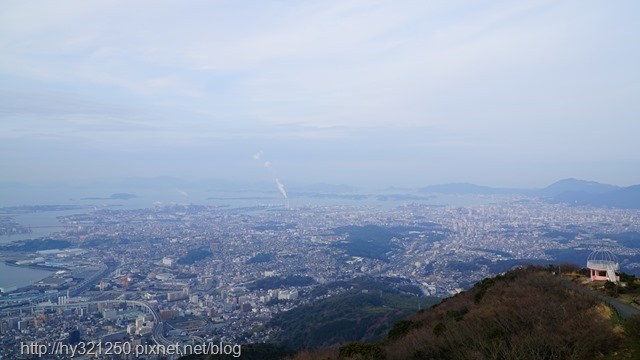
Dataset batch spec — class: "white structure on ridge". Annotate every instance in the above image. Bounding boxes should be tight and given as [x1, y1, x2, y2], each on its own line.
[587, 249, 620, 283]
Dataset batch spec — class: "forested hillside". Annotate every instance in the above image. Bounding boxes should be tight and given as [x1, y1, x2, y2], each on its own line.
[292, 266, 640, 360]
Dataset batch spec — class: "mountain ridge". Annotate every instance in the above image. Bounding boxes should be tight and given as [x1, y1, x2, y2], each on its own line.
[287, 266, 640, 360]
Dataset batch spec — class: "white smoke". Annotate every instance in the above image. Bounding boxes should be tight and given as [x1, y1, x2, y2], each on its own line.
[275, 178, 288, 199]
[177, 190, 189, 197]
[254, 150, 289, 201]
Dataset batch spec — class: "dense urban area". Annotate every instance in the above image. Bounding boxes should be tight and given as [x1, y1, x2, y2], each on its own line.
[1, 195, 640, 358]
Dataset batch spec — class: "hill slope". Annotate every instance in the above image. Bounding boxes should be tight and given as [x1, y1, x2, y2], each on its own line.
[267, 277, 439, 350]
[293, 266, 640, 360]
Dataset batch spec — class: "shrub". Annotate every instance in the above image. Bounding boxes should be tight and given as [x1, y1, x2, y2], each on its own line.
[625, 315, 640, 343]
[338, 342, 385, 360]
[387, 320, 414, 341]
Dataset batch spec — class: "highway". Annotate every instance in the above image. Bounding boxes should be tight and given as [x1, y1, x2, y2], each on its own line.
[5, 299, 173, 346]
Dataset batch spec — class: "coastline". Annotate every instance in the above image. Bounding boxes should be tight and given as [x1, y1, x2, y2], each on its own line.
[3, 259, 64, 272]
[0, 262, 55, 293]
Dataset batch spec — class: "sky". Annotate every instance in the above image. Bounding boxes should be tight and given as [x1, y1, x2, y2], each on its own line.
[1, 0, 639, 189]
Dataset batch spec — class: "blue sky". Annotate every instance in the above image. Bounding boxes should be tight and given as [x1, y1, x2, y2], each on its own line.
[1, 0, 639, 188]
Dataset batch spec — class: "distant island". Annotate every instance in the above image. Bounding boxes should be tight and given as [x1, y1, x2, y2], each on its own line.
[0, 205, 84, 214]
[80, 193, 137, 200]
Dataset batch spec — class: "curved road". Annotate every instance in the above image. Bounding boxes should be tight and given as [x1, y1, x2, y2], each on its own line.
[593, 293, 640, 319]
[561, 279, 640, 319]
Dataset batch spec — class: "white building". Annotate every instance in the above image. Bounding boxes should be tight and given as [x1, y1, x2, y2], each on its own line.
[162, 257, 174, 267]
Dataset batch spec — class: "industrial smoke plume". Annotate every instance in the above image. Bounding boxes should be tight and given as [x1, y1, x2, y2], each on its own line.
[275, 178, 287, 199]
[253, 150, 288, 200]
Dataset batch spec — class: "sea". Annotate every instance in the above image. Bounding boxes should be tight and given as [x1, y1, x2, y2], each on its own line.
[0, 263, 52, 291]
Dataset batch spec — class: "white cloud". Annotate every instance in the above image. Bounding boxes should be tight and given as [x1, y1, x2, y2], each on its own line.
[0, 0, 638, 185]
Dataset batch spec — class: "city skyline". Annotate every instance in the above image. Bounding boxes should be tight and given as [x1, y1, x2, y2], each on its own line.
[1, 1, 639, 188]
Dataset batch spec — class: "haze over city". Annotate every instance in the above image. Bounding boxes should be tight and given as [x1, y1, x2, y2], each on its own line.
[3, 3, 640, 358]
[1, 1, 639, 188]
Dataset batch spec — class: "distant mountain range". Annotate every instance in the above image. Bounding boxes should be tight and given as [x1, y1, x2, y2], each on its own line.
[534, 178, 640, 210]
[416, 178, 640, 209]
[1, 177, 638, 209]
[549, 183, 640, 209]
[535, 178, 621, 197]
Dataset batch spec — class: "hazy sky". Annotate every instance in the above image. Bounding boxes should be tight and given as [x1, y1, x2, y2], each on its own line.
[1, 0, 639, 188]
